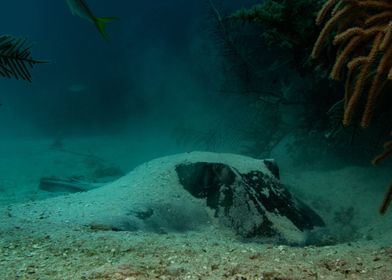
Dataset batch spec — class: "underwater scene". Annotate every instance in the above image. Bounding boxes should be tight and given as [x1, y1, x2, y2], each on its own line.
[0, 0, 391, 279]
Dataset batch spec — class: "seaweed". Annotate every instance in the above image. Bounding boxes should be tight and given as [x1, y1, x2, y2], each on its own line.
[0, 35, 46, 82]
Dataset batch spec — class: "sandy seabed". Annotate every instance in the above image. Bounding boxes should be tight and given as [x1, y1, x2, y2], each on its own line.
[1, 225, 391, 280]
[0, 136, 391, 280]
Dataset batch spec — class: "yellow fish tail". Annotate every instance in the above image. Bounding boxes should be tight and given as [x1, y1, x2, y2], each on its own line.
[94, 17, 118, 40]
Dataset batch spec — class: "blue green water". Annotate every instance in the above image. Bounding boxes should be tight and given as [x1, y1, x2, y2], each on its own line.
[0, 2, 391, 278]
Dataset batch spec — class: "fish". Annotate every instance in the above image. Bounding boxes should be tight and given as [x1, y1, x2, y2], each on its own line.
[66, 0, 117, 40]
[67, 83, 88, 93]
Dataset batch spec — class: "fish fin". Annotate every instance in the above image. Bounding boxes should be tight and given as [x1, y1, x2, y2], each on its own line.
[66, 0, 77, 16]
[94, 17, 118, 41]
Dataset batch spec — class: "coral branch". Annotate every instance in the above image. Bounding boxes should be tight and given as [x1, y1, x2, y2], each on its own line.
[372, 139, 392, 166]
[312, 0, 392, 128]
[379, 183, 392, 215]
[312, 0, 392, 214]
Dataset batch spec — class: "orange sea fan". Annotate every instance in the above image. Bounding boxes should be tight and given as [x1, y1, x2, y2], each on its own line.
[312, 0, 392, 128]
[312, 0, 392, 214]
